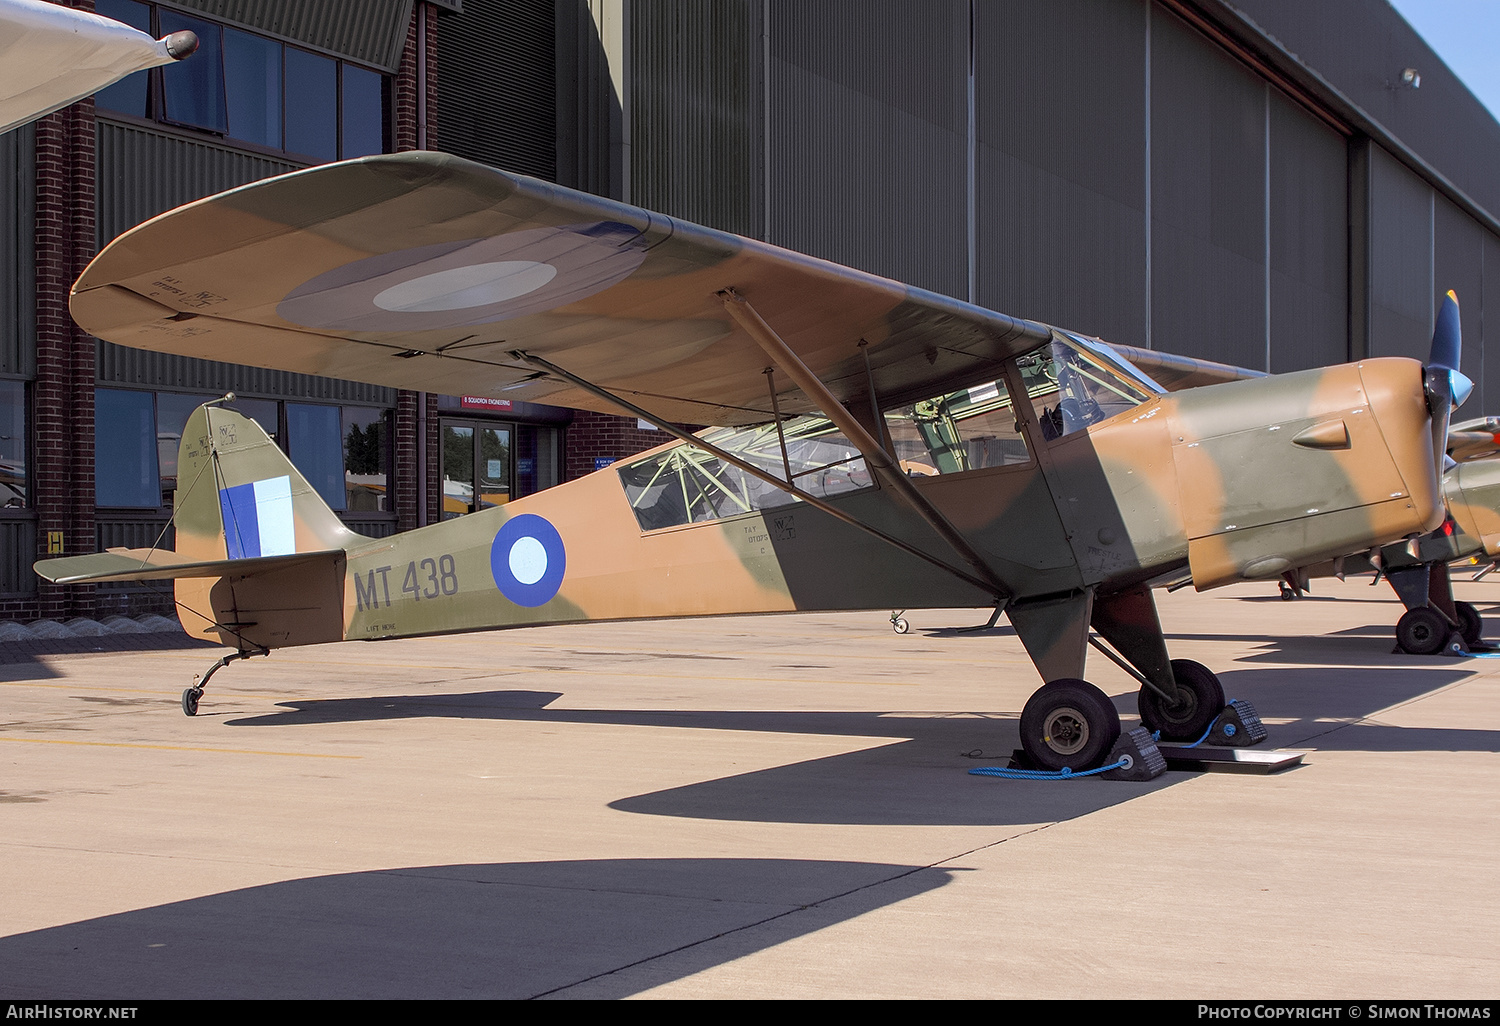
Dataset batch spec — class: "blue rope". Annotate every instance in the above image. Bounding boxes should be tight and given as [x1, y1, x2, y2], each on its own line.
[969, 759, 1126, 781]
[1151, 698, 1237, 749]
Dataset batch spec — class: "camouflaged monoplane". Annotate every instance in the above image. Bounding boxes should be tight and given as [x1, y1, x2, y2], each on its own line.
[36, 152, 1473, 773]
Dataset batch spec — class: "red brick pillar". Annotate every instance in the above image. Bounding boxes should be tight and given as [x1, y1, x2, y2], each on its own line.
[32, 47, 97, 620]
[391, 2, 438, 529]
[564, 411, 671, 482]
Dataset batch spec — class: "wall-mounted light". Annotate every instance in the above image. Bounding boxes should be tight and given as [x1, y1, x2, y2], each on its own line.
[1401, 67, 1421, 89]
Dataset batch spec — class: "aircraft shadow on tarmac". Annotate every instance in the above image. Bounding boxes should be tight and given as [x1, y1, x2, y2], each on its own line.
[213, 640, 1497, 826]
[226, 694, 1180, 826]
[0, 857, 948, 999]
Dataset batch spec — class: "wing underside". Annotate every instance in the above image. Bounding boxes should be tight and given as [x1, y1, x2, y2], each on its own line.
[71, 152, 1053, 426]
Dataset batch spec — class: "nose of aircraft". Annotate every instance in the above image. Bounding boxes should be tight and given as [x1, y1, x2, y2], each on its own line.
[1359, 357, 1445, 533]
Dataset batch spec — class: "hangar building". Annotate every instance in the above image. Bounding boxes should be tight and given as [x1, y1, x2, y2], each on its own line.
[2, 0, 1497, 620]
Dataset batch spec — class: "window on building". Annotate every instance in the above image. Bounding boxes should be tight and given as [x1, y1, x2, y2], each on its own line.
[94, 0, 151, 118]
[159, 10, 226, 132]
[0, 381, 26, 509]
[95, 389, 159, 508]
[341, 64, 386, 159]
[343, 406, 390, 512]
[285, 48, 338, 162]
[287, 403, 346, 511]
[95, 391, 384, 515]
[93, 0, 389, 163]
[224, 28, 282, 149]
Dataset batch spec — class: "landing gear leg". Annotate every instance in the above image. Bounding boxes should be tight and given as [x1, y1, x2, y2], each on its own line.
[182, 646, 268, 717]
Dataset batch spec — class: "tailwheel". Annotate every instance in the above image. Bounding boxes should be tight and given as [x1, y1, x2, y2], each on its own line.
[1019, 679, 1121, 772]
[1138, 658, 1224, 742]
[1395, 606, 1449, 655]
[1455, 601, 1483, 647]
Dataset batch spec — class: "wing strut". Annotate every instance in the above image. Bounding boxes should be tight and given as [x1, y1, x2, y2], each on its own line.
[512, 350, 1005, 600]
[718, 289, 1012, 601]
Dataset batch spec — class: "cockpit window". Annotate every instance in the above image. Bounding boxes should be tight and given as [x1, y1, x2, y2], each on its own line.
[617, 415, 869, 532]
[1016, 332, 1155, 441]
[883, 376, 1030, 476]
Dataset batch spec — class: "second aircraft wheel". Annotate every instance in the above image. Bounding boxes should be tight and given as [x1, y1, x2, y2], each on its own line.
[1019, 678, 1121, 772]
[181, 687, 202, 717]
[1138, 659, 1225, 742]
[1395, 606, 1449, 655]
[1455, 601, 1483, 647]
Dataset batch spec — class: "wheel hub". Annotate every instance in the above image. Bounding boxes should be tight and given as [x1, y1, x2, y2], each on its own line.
[1044, 706, 1090, 755]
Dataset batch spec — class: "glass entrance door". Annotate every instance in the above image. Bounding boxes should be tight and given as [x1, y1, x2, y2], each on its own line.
[441, 420, 512, 519]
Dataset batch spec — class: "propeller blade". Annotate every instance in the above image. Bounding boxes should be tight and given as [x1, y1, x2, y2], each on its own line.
[1424, 290, 1470, 417]
[1429, 290, 1461, 371]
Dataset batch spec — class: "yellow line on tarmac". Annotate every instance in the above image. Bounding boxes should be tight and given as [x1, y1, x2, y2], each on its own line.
[0, 736, 358, 758]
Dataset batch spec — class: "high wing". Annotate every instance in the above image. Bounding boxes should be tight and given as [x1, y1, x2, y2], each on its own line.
[71, 151, 1052, 426]
[1107, 344, 1266, 391]
[0, 0, 197, 135]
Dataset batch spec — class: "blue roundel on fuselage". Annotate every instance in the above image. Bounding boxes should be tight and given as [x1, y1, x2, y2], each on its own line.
[490, 513, 567, 607]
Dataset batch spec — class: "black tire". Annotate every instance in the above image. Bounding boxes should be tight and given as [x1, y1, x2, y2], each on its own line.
[1019, 679, 1121, 772]
[1456, 601, 1483, 647]
[1396, 606, 1449, 655]
[1138, 659, 1225, 742]
[181, 687, 201, 717]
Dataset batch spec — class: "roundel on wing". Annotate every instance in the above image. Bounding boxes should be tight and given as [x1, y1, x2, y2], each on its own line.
[490, 513, 566, 608]
[276, 221, 649, 332]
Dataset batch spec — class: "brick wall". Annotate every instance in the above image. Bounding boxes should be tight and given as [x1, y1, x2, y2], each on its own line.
[31, 0, 98, 621]
[563, 410, 672, 481]
[391, 3, 439, 529]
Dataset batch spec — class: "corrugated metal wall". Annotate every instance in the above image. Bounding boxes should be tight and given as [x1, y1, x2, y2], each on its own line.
[975, 0, 1148, 345]
[94, 120, 395, 404]
[1268, 89, 1347, 373]
[1367, 144, 1434, 363]
[631, 0, 762, 238]
[620, 0, 1493, 390]
[437, 0, 557, 180]
[0, 520, 36, 595]
[164, 0, 413, 70]
[767, 0, 968, 298]
[1149, 7, 1267, 369]
[0, 125, 33, 378]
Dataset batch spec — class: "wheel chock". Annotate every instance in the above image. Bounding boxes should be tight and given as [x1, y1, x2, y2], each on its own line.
[1442, 632, 1471, 657]
[1205, 699, 1268, 747]
[1101, 727, 1166, 781]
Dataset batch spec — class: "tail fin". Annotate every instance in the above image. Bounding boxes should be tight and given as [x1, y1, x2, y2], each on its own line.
[174, 401, 362, 563]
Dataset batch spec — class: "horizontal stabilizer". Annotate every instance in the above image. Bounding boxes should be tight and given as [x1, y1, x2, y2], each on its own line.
[33, 547, 346, 585]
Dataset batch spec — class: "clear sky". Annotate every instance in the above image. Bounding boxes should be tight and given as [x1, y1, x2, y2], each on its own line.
[1385, 0, 1500, 122]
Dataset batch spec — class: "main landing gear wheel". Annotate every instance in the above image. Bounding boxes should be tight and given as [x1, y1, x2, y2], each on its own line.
[181, 687, 202, 717]
[1019, 679, 1121, 772]
[1138, 659, 1225, 742]
[1455, 601, 1483, 648]
[1395, 606, 1449, 655]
